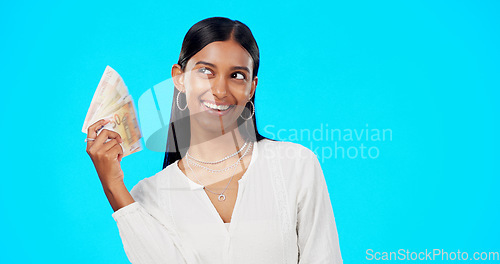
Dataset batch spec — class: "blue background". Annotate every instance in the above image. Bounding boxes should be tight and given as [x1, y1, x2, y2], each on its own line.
[1, 0, 498, 263]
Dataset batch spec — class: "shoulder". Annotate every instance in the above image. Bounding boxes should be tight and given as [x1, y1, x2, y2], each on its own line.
[259, 139, 325, 189]
[129, 162, 178, 203]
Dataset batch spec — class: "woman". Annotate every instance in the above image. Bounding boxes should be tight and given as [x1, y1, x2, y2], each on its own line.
[86, 17, 343, 264]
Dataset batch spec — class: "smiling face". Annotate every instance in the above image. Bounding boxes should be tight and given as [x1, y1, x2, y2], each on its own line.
[172, 39, 258, 134]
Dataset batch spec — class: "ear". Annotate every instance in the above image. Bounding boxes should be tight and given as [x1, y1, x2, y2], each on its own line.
[171, 64, 185, 92]
[249, 76, 258, 99]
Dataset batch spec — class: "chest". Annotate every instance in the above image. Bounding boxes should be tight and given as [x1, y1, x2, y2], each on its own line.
[202, 172, 243, 223]
[166, 167, 299, 264]
[178, 156, 251, 224]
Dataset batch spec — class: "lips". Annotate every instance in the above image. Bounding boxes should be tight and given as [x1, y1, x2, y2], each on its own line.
[200, 100, 235, 116]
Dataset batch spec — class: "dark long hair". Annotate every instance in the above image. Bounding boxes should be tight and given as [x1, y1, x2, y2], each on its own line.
[162, 17, 269, 169]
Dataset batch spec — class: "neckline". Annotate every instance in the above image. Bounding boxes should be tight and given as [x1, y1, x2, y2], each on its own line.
[173, 139, 259, 190]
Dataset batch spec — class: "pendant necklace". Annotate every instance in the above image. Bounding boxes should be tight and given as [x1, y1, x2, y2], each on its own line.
[185, 142, 253, 202]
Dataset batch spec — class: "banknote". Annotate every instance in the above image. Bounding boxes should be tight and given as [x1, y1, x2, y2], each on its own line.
[82, 66, 143, 157]
[82, 66, 130, 132]
[98, 96, 142, 156]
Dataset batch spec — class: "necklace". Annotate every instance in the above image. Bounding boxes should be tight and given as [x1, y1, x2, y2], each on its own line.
[186, 140, 249, 165]
[187, 151, 248, 173]
[185, 142, 253, 202]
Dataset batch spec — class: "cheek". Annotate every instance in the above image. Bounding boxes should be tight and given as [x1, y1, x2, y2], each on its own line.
[229, 84, 252, 101]
[184, 77, 211, 105]
[186, 75, 212, 92]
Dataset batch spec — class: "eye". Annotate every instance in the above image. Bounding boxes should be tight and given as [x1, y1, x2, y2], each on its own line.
[232, 72, 246, 80]
[197, 67, 213, 75]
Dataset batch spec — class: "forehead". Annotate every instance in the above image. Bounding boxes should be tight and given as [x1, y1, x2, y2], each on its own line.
[187, 40, 253, 69]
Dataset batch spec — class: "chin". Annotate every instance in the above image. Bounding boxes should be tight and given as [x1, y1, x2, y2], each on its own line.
[194, 114, 240, 133]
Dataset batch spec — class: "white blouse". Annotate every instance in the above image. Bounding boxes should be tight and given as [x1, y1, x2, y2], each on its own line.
[112, 139, 343, 264]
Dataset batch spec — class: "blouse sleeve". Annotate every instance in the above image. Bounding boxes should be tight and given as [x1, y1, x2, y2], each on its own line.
[296, 152, 343, 264]
[112, 201, 189, 264]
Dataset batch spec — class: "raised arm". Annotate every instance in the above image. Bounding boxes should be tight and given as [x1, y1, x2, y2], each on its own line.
[85, 119, 198, 263]
[86, 119, 135, 211]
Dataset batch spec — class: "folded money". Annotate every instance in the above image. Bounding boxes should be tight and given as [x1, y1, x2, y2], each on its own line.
[82, 66, 143, 157]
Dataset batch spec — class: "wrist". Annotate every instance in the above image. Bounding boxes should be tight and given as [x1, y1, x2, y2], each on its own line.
[101, 179, 125, 192]
[101, 181, 135, 212]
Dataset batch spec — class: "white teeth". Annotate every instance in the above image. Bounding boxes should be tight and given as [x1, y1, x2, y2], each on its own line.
[203, 101, 230, 111]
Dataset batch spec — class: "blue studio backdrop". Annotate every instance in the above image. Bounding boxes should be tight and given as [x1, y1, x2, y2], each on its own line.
[1, 0, 499, 263]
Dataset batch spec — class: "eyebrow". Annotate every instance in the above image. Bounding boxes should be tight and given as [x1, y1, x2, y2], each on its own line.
[232, 66, 251, 73]
[194, 61, 250, 73]
[194, 61, 216, 68]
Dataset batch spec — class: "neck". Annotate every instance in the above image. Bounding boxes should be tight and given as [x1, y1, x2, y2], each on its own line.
[187, 120, 249, 162]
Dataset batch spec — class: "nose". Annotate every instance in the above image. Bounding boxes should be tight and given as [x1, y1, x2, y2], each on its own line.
[211, 76, 228, 99]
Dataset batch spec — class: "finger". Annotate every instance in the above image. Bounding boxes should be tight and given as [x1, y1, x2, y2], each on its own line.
[116, 142, 124, 162]
[107, 143, 125, 161]
[86, 119, 110, 149]
[87, 119, 109, 137]
[89, 129, 123, 152]
[101, 138, 121, 153]
[92, 129, 123, 148]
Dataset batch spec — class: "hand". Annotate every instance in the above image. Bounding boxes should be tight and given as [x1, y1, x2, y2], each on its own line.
[86, 119, 125, 187]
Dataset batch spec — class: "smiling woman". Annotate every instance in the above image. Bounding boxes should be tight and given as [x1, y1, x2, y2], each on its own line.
[86, 16, 343, 264]
[170, 39, 258, 146]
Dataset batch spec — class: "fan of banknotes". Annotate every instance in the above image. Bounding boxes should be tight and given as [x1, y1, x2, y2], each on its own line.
[82, 66, 143, 157]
